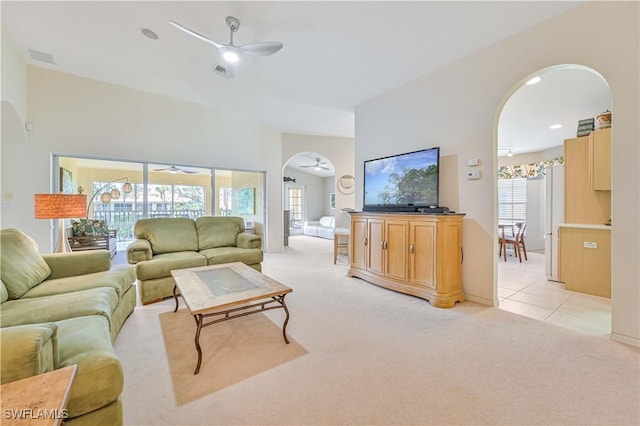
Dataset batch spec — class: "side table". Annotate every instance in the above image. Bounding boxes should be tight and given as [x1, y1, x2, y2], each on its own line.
[1, 365, 77, 426]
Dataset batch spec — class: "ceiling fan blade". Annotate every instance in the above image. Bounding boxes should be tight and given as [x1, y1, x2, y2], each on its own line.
[238, 41, 283, 56]
[181, 169, 198, 174]
[153, 167, 171, 172]
[169, 20, 224, 49]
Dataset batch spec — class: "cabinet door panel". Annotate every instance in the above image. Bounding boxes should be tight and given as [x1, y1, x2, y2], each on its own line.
[590, 128, 611, 191]
[367, 219, 385, 276]
[410, 221, 436, 289]
[351, 218, 368, 269]
[439, 221, 462, 293]
[385, 220, 409, 282]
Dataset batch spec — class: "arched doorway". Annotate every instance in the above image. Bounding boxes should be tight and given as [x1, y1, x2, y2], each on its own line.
[495, 65, 612, 337]
[282, 152, 336, 240]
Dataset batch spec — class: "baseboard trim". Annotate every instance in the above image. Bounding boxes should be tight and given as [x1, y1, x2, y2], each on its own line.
[610, 332, 640, 348]
[465, 294, 496, 307]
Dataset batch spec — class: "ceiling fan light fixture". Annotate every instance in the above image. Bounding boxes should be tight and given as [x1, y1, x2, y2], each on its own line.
[223, 49, 239, 63]
[507, 149, 514, 157]
[549, 123, 563, 130]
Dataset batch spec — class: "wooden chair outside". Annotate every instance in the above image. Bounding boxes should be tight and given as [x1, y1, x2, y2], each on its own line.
[503, 222, 527, 262]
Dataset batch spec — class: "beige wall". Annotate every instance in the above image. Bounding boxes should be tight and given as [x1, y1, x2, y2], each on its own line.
[0, 66, 283, 252]
[1, 26, 27, 122]
[355, 2, 639, 345]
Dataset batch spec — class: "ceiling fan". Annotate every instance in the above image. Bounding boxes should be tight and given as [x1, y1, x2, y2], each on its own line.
[301, 157, 330, 171]
[168, 16, 283, 64]
[154, 165, 198, 174]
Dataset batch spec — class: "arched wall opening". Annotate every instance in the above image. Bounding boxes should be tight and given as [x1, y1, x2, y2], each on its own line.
[493, 64, 613, 336]
[282, 151, 336, 239]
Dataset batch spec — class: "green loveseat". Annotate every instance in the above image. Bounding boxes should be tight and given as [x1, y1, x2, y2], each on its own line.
[0, 228, 136, 426]
[127, 216, 263, 304]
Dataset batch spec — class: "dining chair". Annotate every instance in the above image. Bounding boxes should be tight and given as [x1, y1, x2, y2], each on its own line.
[498, 224, 514, 261]
[503, 222, 527, 262]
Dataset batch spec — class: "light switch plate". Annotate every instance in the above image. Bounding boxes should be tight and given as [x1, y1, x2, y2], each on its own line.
[467, 158, 479, 166]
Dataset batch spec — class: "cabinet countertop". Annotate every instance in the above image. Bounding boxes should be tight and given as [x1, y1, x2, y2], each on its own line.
[558, 223, 611, 230]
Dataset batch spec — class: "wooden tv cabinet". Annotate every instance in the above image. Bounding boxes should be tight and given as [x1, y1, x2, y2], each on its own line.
[348, 212, 465, 308]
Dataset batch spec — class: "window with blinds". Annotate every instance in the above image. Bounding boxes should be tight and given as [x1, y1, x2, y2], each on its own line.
[498, 178, 527, 225]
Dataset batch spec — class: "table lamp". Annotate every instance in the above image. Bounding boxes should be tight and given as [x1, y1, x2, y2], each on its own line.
[34, 193, 87, 253]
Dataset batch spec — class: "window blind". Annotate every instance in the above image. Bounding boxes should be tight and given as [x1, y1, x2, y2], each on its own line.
[498, 178, 527, 225]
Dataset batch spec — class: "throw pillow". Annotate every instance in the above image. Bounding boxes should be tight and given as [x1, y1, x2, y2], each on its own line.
[0, 229, 52, 299]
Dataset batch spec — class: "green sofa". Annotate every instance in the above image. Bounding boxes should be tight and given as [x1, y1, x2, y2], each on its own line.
[0, 228, 136, 426]
[127, 216, 263, 304]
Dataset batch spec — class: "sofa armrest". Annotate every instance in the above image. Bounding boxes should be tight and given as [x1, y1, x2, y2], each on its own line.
[0, 323, 59, 384]
[42, 251, 111, 280]
[304, 221, 319, 226]
[127, 239, 152, 264]
[237, 233, 262, 249]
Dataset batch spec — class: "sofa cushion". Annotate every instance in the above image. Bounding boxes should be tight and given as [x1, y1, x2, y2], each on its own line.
[199, 247, 264, 266]
[43, 250, 111, 280]
[319, 216, 335, 227]
[0, 228, 52, 299]
[22, 265, 135, 300]
[55, 315, 123, 419]
[134, 218, 198, 254]
[0, 279, 8, 303]
[0, 287, 118, 329]
[135, 251, 207, 281]
[196, 216, 244, 249]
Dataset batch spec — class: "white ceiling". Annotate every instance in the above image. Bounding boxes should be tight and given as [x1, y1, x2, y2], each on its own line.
[499, 66, 611, 157]
[285, 152, 334, 178]
[3, 1, 605, 157]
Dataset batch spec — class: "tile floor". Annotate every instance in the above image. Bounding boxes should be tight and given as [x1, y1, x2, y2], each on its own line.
[498, 251, 612, 338]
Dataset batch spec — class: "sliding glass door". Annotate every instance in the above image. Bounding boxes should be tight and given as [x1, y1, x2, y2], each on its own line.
[56, 156, 266, 247]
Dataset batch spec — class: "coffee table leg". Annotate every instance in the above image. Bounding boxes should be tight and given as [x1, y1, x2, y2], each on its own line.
[194, 314, 203, 375]
[172, 285, 179, 313]
[279, 295, 291, 344]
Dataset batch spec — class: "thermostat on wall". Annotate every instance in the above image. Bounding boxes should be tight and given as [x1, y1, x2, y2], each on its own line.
[466, 170, 481, 180]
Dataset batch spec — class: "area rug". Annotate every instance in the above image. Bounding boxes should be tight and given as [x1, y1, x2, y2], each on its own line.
[159, 309, 308, 405]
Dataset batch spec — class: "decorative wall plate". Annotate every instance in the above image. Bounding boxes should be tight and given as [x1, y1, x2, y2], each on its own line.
[337, 175, 355, 195]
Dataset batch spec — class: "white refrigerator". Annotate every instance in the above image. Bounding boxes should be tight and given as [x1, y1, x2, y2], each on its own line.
[544, 165, 564, 281]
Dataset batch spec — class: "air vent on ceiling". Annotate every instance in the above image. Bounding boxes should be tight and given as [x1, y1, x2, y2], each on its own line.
[27, 49, 55, 65]
[212, 64, 234, 79]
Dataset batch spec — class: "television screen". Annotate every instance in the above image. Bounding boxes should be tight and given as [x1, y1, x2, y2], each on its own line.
[364, 147, 439, 212]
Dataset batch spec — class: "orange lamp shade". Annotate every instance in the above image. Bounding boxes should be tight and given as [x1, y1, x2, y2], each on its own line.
[34, 194, 87, 219]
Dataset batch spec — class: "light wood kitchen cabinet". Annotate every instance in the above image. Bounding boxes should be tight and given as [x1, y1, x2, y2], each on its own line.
[589, 127, 611, 191]
[564, 135, 611, 224]
[348, 212, 465, 308]
[558, 225, 611, 298]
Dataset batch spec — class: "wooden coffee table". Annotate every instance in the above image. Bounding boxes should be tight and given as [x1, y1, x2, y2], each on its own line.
[171, 262, 292, 375]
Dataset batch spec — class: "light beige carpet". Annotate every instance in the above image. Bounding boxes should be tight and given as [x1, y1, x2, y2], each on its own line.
[117, 235, 639, 425]
[159, 309, 307, 405]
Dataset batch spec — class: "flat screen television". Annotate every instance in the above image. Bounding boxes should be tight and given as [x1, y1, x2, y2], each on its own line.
[363, 147, 440, 212]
